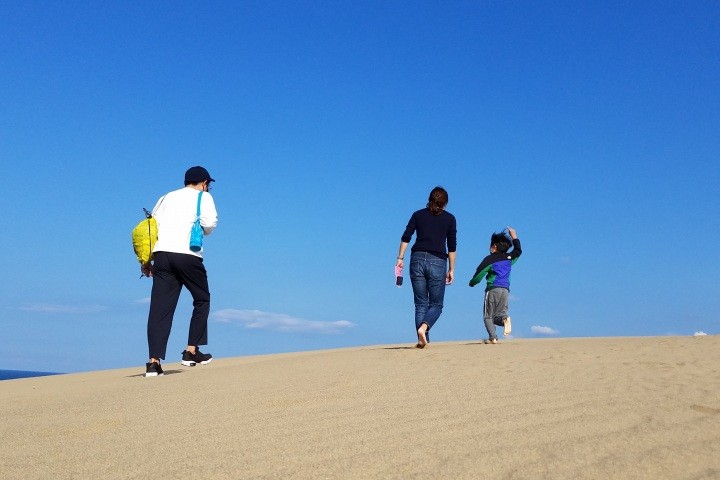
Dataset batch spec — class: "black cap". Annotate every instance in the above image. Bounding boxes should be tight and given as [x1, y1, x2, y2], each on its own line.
[185, 166, 215, 183]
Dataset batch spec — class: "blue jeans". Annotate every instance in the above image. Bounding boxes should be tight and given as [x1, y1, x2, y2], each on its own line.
[410, 252, 447, 335]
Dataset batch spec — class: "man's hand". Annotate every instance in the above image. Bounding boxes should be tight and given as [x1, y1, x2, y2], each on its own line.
[141, 262, 153, 277]
[507, 226, 517, 239]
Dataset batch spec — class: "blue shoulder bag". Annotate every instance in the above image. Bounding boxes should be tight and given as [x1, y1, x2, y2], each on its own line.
[189, 191, 204, 252]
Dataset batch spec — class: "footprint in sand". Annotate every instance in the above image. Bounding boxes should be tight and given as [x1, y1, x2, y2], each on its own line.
[690, 405, 720, 415]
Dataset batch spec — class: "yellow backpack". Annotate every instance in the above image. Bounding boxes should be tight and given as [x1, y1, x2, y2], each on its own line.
[132, 208, 158, 265]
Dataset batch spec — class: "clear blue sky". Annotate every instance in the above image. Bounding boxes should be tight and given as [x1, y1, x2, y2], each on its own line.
[2, 1, 719, 373]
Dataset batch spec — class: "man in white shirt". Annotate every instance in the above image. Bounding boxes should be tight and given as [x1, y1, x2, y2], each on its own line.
[143, 166, 219, 377]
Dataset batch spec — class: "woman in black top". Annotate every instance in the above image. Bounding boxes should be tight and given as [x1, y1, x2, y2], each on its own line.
[396, 187, 457, 348]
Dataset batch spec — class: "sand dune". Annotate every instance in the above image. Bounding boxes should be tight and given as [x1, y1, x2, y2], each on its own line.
[2, 336, 719, 479]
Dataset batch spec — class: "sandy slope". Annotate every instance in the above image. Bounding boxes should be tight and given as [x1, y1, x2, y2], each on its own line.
[2, 336, 719, 479]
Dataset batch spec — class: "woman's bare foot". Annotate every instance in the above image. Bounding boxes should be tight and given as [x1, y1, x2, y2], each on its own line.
[503, 316, 512, 336]
[417, 324, 428, 347]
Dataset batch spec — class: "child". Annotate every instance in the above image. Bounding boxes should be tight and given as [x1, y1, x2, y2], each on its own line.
[469, 227, 522, 344]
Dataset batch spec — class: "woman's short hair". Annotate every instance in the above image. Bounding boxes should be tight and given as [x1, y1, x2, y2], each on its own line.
[427, 186, 448, 215]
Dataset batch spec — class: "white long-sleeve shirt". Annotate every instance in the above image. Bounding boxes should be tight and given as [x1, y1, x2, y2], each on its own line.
[152, 187, 218, 257]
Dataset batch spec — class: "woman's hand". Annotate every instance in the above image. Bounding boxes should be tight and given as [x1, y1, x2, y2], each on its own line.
[446, 252, 456, 285]
[396, 241, 409, 269]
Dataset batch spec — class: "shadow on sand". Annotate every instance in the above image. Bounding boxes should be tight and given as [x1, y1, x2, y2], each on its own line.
[126, 369, 184, 378]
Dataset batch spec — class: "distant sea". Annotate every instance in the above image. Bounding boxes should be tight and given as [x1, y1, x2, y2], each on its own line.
[0, 370, 62, 381]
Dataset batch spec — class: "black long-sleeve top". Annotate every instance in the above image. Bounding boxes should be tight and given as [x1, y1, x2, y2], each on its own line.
[401, 208, 457, 260]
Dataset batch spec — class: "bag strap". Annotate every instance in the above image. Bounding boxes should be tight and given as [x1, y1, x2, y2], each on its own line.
[151, 194, 167, 217]
[196, 191, 203, 218]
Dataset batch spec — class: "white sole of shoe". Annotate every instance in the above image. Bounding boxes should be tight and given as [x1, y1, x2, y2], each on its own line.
[181, 360, 196, 367]
[145, 372, 163, 377]
[199, 358, 212, 365]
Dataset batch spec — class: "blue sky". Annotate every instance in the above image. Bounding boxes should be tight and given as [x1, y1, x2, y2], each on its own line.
[2, 1, 718, 373]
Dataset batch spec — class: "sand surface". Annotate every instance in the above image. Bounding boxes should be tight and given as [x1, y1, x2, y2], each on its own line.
[2, 336, 719, 479]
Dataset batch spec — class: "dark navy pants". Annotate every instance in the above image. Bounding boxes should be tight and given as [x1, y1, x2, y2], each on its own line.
[147, 251, 210, 360]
